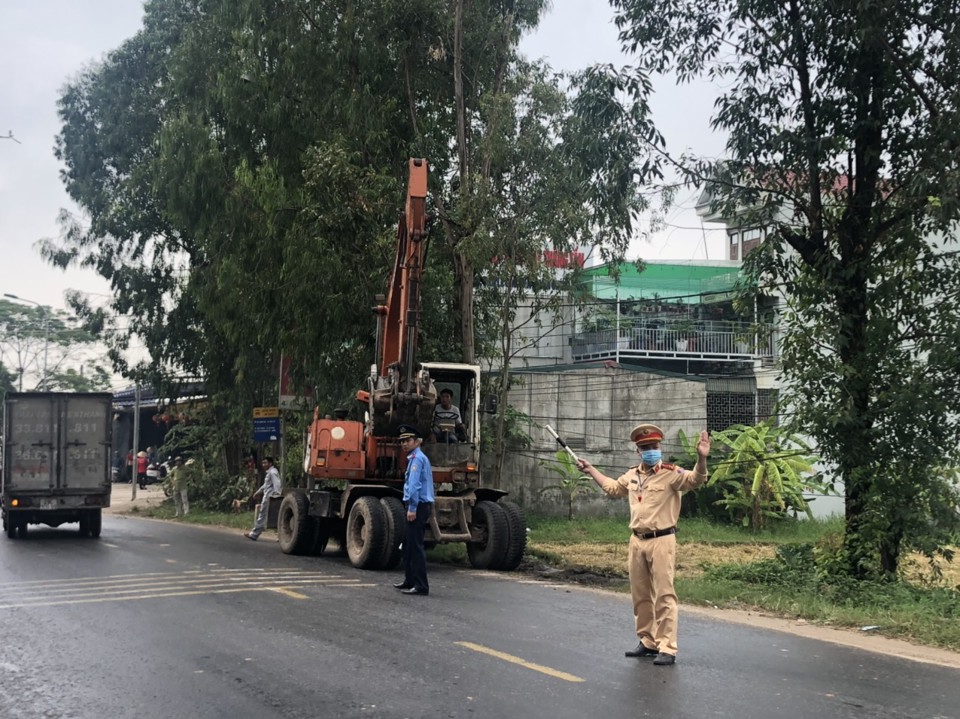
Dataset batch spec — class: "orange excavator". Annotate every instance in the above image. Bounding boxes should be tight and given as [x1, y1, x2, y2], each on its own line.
[275, 159, 525, 571]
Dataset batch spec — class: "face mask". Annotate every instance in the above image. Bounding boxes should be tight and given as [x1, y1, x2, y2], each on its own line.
[640, 449, 662, 466]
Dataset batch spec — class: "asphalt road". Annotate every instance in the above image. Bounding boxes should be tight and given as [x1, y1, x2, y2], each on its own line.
[0, 515, 956, 719]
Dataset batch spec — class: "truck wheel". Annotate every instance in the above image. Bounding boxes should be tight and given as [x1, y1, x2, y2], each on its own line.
[79, 513, 89, 537]
[16, 519, 28, 538]
[378, 497, 406, 570]
[5, 516, 16, 539]
[278, 492, 312, 555]
[495, 500, 526, 571]
[467, 500, 508, 570]
[87, 509, 102, 539]
[345, 496, 387, 569]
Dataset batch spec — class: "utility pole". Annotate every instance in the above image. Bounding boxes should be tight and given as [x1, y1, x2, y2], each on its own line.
[131, 384, 141, 500]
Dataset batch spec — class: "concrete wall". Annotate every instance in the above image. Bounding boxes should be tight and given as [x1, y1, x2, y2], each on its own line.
[484, 366, 708, 516]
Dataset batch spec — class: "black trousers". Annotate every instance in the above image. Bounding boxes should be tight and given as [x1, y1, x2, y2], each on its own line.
[403, 502, 432, 591]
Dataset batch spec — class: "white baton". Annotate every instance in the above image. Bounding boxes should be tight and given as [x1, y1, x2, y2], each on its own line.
[545, 425, 580, 464]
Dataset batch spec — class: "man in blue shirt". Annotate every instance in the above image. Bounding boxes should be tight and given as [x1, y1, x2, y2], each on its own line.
[393, 425, 435, 596]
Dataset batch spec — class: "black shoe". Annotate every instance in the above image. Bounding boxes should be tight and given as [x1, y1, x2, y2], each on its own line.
[625, 643, 659, 658]
[400, 587, 429, 596]
[653, 652, 676, 666]
[393, 582, 412, 590]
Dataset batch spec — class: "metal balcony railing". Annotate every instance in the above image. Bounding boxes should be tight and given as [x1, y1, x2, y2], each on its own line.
[571, 321, 776, 363]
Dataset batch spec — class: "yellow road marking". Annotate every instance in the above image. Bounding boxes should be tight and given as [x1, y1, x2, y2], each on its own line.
[269, 587, 308, 599]
[0, 586, 279, 608]
[0, 568, 376, 609]
[0, 567, 305, 588]
[0, 577, 359, 602]
[455, 641, 584, 683]
[0, 568, 334, 591]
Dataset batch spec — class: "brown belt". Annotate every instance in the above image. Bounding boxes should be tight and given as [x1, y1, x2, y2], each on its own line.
[633, 527, 677, 540]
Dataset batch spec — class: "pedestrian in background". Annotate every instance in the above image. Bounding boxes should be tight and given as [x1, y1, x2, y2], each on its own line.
[392, 425, 434, 596]
[243, 456, 282, 541]
[111, 451, 123, 482]
[126, 450, 134, 483]
[166, 456, 191, 517]
[136, 450, 148, 489]
[577, 423, 710, 666]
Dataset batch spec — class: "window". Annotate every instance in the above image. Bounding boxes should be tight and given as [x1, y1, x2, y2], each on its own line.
[742, 228, 762, 256]
[728, 231, 739, 261]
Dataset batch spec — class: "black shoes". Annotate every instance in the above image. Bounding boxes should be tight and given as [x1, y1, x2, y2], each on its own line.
[393, 581, 412, 589]
[625, 642, 659, 658]
[653, 652, 676, 666]
[400, 587, 429, 596]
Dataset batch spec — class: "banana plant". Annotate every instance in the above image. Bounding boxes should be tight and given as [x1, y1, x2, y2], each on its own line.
[539, 450, 598, 520]
[706, 421, 824, 531]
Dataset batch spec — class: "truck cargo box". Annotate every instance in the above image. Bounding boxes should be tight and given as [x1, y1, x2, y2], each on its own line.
[2, 392, 113, 538]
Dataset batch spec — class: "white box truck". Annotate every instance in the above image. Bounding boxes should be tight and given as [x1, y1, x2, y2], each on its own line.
[2, 392, 113, 538]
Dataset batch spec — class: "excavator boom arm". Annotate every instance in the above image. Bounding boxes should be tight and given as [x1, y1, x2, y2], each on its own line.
[378, 158, 428, 381]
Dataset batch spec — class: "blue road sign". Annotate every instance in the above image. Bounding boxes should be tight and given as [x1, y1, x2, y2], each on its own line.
[253, 417, 281, 442]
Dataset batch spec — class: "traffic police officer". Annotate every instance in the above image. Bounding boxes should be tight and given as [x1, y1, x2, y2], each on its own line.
[578, 423, 710, 665]
[393, 424, 435, 596]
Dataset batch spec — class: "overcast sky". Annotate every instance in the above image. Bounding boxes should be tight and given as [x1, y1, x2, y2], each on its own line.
[0, 0, 726, 322]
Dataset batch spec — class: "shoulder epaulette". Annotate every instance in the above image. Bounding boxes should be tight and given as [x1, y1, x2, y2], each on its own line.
[661, 463, 677, 470]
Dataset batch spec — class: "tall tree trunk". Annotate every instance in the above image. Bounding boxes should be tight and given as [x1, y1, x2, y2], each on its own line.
[492, 273, 518, 488]
[452, 0, 475, 363]
[453, 0, 468, 186]
[457, 253, 476, 364]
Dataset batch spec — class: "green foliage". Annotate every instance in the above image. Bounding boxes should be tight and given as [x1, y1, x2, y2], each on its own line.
[675, 428, 727, 521]
[158, 409, 244, 511]
[701, 544, 960, 649]
[706, 422, 825, 531]
[0, 362, 15, 400]
[613, 0, 960, 578]
[48, 1, 662, 486]
[538, 451, 599, 520]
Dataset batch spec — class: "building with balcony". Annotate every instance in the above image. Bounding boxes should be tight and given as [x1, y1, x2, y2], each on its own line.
[570, 260, 778, 378]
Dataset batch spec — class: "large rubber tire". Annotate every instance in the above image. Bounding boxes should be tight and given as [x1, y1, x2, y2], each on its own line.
[278, 492, 313, 555]
[5, 515, 16, 539]
[467, 500, 509, 570]
[378, 497, 406, 571]
[16, 518, 28, 538]
[79, 513, 89, 537]
[495, 500, 526, 571]
[87, 509, 102, 539]
[345, 496, 388, 569]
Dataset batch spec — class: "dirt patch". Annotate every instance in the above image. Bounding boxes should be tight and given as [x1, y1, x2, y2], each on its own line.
[530, 541, 778, 580]
[529, 541, 960, 588]
[104, 484, 167, 514]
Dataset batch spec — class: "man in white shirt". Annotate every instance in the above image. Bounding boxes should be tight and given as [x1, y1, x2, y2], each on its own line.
[244, 456, 282, 540]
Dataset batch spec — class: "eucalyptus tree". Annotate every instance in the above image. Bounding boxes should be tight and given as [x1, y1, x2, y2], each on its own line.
[613, 0, 960, 577]
[50, 0, 659, 479]
[52, 0, 418, 427]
